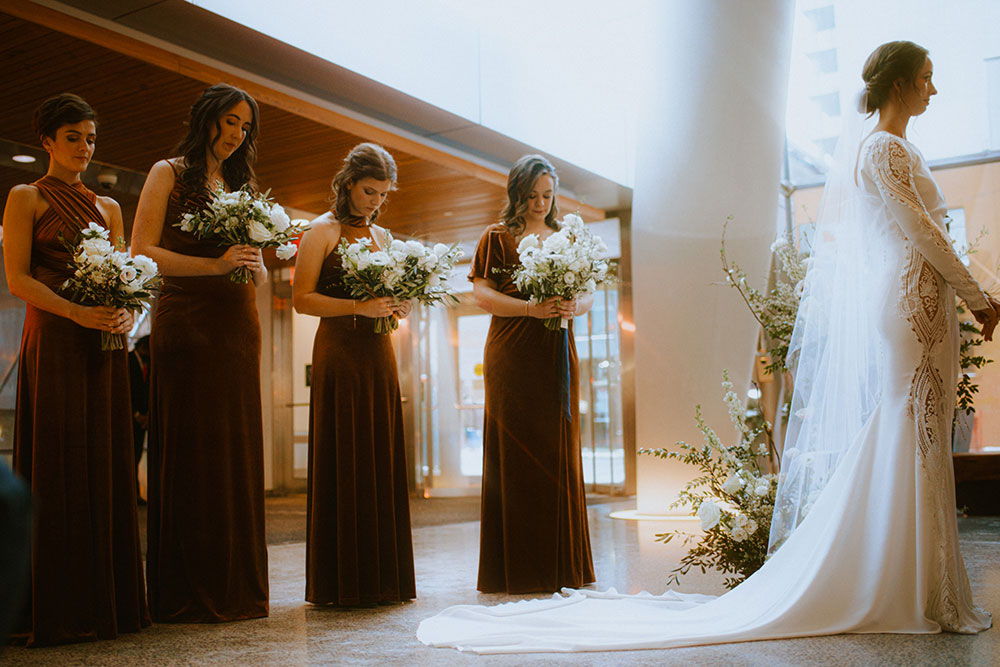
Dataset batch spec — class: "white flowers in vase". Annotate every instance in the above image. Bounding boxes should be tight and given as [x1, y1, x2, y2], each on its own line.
[177, 183, 310, 283]
[336, 232, 463, 334]
[509, 213, 612, 330]
[60, 222, 162, 351]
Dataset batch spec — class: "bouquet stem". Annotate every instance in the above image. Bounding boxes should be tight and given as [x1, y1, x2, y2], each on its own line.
[229, 265, 253, 284]
[101, 331, 125, 351]
[374, 316, 399, 334]
[543, 316, 569, 331]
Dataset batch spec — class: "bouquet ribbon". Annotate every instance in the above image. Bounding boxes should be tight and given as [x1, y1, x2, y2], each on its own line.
[558, 327, 572, 422]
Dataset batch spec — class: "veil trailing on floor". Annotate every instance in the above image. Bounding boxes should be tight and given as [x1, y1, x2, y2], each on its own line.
[768, 93, 887, 552]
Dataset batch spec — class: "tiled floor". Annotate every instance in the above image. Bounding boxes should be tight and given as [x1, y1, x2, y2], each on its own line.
[3, 497, 997, 665]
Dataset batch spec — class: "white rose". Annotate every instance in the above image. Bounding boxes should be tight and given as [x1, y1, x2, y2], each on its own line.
[81, 238, 112, 262]
[517, 235, 540, 254]
[563, 272, 576, 285]
[132, 254, 158, 278]
[276, 242, 297, 260]
[119, 264, 137, 283]
[268, 205, 291, 232]
[697, 500, 721, 531]
[390, 239, 406, 253]
[733, 512, 748, 528]
[731, 525, 748, 542]
[746, 519, 758, 535]
[722, 475, 744, 495]
[754, 482, 770, 497]
[405, 240, 425, 257]
[562, 213, 584, 227]
[247, 220, 271, 243]
[433, 243, 450, 257]
[110, 251, 131, 270]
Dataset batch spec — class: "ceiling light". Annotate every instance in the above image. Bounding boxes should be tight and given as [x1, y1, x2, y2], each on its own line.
[12, 154, 36, 163]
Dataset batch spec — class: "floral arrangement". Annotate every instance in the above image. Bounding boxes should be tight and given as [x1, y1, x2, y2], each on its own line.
[720, 217, 808, 375]
[178, 184, 310, 283]
[336, 233, 464, 334]
[509, 213, 612, 330]
[641, 371, 778, 590]
[60, 222, 161, 351]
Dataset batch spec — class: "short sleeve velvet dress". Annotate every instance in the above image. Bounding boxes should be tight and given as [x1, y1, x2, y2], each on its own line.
[470, 223, 594, 593]
[12, 176, 150, 646]
[305, 224, 416, 605]
[145, 177, 268, 622]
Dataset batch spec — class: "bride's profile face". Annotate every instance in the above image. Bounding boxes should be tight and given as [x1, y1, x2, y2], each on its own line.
[901, 57, 936, 116]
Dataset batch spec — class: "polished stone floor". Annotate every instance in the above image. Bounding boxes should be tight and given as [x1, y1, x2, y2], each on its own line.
[4, 497, 998, 665]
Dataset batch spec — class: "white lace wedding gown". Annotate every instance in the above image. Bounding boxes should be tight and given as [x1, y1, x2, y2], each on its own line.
[416, 131, 992, 653]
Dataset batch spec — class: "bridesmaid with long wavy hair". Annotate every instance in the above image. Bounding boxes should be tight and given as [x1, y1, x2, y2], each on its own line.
[2, 93, 149, 646]
[470, 154, 595, 593]
[293, 142, 416, 606]
[132, 83, 269, 622]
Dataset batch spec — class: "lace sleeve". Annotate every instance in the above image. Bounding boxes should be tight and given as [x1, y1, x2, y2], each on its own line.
[868, 135, 988, 311]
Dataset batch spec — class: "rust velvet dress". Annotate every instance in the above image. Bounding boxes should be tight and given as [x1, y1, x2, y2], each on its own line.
[471, 223, 594, 594]
[305, 225, 415, 605]
[12, 176, 150, 646]
[145, 178, 268, 622]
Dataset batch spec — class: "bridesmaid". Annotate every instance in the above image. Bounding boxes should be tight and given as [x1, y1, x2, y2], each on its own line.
[2, 93, 149, 645]
[292, 142, 416, 605]
[470, 154, 595, 593]
[131, 83, 269, 622]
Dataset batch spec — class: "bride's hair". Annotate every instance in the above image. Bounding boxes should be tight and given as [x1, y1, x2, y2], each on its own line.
[329, 142, 397, 227]
[500, 154, 559, 236]
[860, 41, 929, 115]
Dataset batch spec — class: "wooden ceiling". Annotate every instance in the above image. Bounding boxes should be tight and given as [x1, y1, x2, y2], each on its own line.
[0, 9, 602, 245]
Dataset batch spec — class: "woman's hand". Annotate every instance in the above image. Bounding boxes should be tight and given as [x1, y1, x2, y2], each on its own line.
[556, 297, 578, 319]
[971, 302, 999, 342]
[527, 296, 563, 319]
[391, 299, 413, 319]
[112, 309, 136, 335]
[217, 244, 262, 275]
[71, 305, 129, 332]
[356, 296, 398, 318]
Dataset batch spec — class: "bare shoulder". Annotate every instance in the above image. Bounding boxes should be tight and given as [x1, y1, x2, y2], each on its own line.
[95, 194, 122, 213]
[7, 183, 40, 204]
[300, 213, 341, 249]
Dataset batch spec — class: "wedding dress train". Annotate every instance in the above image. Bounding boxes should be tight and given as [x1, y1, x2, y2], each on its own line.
[416, 131, 992, 654]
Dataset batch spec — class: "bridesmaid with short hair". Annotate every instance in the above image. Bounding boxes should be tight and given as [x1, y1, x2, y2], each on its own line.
[2, 93, 149, 646]
[131, 83, 269, 622]
[293, 142, 416, 606]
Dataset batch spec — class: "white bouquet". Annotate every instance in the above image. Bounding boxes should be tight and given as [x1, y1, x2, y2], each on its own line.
[60, 222, 162, 351]
[178, 183, 310, 283]
[509, 213, 612, 330]
[335, 232, 463, 334]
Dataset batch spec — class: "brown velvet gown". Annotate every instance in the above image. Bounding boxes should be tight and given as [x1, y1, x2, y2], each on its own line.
[471, 223, 594, 593]
[305, 224, 415, 605]
[12, 175, 150, 646]
[145, 177, 268, 622]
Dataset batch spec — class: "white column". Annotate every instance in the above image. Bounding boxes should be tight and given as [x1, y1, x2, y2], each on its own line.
[630, 0, 795, 514]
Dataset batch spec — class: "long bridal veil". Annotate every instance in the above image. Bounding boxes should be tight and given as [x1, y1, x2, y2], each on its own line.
[768, 96, 885, 552]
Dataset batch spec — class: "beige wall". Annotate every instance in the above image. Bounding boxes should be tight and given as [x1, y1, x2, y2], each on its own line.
[793, 161, 1000, 451]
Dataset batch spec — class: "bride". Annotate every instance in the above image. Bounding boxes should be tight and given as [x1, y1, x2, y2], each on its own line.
[417, 41, 996, 654]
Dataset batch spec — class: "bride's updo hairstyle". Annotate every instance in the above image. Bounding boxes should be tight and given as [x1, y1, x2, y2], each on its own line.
[500, 154, 559, 236]
[860, 40, 929, 116]
[329, 142, 397, 227]
[34, 93, 96, 142]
